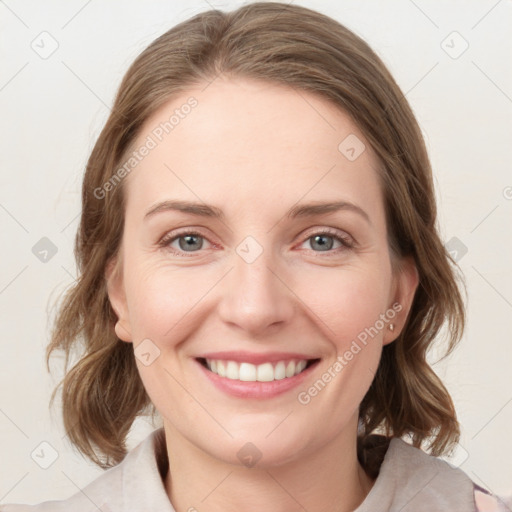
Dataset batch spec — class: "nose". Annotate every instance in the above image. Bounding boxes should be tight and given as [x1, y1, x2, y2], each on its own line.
[217, 241, 295, 336]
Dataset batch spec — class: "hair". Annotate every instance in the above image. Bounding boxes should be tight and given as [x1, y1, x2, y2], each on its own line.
[47, 1, 466, 474]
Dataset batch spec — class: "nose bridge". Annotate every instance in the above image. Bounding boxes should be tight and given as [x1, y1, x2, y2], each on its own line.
[217, 234, 294, 333]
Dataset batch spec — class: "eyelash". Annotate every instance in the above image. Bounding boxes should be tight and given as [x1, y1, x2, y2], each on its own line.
[158, 227, 355, 258]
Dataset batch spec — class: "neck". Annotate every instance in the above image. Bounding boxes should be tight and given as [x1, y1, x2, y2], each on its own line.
[163, 415, 375, 512]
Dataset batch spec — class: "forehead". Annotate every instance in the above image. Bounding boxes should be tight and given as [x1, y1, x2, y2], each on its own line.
[123, 77, 383, 223]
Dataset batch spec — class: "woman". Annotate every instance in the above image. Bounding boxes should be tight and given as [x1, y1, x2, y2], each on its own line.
[2, 2, 510, 511]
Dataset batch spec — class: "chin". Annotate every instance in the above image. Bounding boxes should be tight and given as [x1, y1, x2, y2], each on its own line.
[213, 428, 316, 469]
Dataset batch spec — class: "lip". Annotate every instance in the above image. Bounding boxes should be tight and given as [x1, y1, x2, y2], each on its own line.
[198, 350, 318, 365]
[195, 356, 320, 399]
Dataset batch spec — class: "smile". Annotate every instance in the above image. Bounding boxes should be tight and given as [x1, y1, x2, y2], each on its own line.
[201, 358, 315, 382]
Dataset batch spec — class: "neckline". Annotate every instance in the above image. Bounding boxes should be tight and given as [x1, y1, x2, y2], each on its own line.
[147, 430, 474, 512]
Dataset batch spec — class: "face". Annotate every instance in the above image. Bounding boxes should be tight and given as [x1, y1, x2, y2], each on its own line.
[106, 76, 417, 468]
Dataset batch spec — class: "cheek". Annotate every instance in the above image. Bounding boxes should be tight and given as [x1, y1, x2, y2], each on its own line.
[293, 265, 390, 407]
[291, 270, 388, 421]
[124, 259, 209, 341]
[123, 264, 207, 413]
[294, 263, 392, 345]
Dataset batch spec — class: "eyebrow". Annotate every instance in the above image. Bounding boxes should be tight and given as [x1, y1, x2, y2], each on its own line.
[143, 199, 370, 224]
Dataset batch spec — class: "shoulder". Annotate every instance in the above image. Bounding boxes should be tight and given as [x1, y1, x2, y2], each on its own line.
[391, 438, 512, 511]
[361, 437, 510, 511]
[0, 428, 172, 512]
[0, 459, 125, 512]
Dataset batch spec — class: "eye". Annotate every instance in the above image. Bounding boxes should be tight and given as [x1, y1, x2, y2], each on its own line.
[299, 228, 354, 255]
[158, 230, 214, 256]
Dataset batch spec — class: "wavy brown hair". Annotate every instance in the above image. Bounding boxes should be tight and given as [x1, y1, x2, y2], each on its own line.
[47, 1, 466, 473]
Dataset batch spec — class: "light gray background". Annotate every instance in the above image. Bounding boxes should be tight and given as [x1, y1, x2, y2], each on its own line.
[1, 0, 511, 505]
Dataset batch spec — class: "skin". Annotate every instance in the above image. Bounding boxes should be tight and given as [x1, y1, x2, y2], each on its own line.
[106, 76, 418, 512]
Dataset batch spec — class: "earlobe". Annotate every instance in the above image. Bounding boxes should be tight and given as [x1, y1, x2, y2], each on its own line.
[105, 254, 133, 343]
[383, 322, 397, 345]
[114, 320, 133, 342]
[383, 256, 419, 345]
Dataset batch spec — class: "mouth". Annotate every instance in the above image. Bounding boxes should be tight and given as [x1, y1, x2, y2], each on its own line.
[193, 349, 322, 399]
[196, 357, 320, 382]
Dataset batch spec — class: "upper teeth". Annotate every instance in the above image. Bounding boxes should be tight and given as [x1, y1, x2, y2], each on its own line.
[206, 359, 308, 382]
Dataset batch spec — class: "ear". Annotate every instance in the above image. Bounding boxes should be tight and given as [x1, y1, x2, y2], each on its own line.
[105, 251, 133, 343]
[383, 256, 419, 346]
